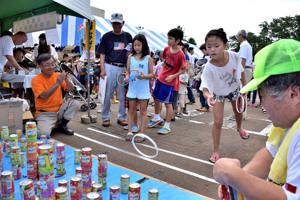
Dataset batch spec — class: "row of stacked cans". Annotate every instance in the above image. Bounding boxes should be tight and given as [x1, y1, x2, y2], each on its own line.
[81, 147, 93, 200]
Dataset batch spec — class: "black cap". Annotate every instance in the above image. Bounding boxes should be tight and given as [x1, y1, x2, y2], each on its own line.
[38, 33, 46, 40]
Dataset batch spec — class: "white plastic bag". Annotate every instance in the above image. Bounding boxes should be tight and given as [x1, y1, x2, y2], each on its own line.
[98, 76, 107, 104]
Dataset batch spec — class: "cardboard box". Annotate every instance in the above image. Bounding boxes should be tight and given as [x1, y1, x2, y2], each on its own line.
[0, 101, 34, 135]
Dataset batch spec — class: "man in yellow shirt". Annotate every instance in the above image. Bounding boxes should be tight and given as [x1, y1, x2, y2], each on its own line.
[32, 53, 80, 138]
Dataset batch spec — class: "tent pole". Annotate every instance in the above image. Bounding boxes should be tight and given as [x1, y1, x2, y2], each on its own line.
[87, 19, 91, 118]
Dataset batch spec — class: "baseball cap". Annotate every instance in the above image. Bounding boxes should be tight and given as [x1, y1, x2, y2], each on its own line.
[236, 30, 247, 38]
[111, 13, 123, 23]
[240, 39, 300, 93]
[38, 33, 46, 40]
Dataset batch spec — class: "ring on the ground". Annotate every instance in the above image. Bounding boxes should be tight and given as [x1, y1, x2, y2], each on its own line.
[236, 95, 246, 113]
[132, 134, 158, 158]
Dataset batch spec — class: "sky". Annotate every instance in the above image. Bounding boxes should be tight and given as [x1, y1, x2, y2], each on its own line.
[91, 0, 300, 47]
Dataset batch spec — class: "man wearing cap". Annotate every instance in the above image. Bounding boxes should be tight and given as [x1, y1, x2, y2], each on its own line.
[213, 39, 300, 199]
[0, 31, 28, 82]
[97, 13, 132, 127]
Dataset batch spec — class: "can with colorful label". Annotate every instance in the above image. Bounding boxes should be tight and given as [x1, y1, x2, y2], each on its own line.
[82, 169, 92, 189]
[37, 145, 54, 174]
[26, 141, 37, 160]
[81, 147, 92, 170]
[97, 154, 107, 173]
[98, 173, 107, 189]
[40, 135, 47, 145]
[92, 183, 103, 199]
[148, 188, 159, 200]
[12, 163, 21, 179]
[20, 179, 35, 200]
[120, 174, 130, 194]
[109, 185, 120, 200]
[10, 146, 21, 164]
[56, 160, 65, 175]
[1, 126, 9, 140]
[9, 134, 18, 147]
[1, 171, 14, 195]
[15, 129, 22, 141]
[76, 166, 82, 175]
[36, 141, 44, 147]
[2, 193, 15, 200]
[37, 181, 41, 198]
[56, 143, 65, 161]
[5, 142, 10, 157]
[25, 122, 37, 142]
[87, 192, 101, 200]
[55, 187, 68, 200]
[70, 176, 83, 200]
[74, 149, 81, 164]
[128, 183, 141, 200]
[39, 172, 55, 199]
[21, 152, 25, 168]
[29, 176, 38, 194]
[27, 159, 38, 178]
[58, 179, 69, 193]
[0, 142, 3, 159]
[48, 140, 55, 153]
[83, 187, 92, 200]
[20, 138, 26, 152]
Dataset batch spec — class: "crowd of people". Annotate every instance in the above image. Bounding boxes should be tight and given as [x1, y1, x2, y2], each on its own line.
[1, 11, 299, 199]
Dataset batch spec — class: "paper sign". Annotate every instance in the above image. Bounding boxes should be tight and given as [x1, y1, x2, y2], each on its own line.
[45, 28, 60, 45]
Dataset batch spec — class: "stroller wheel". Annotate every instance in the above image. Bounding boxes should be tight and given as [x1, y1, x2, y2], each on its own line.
[90, 102, 97, 109]
[80, 104, 88, 112]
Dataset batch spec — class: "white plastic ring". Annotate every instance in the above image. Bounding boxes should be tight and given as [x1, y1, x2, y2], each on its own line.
[132, 134, 158, 158]
[236, 95, 245, 113]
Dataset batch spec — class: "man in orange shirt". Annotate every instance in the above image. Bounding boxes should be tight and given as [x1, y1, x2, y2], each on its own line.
[32, 53, 80, 138]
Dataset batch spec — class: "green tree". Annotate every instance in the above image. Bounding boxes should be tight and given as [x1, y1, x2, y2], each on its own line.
[187, 37, 197, 45]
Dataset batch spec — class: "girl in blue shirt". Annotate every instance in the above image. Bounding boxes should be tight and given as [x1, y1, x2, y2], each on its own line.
[125, 34, 154, 142]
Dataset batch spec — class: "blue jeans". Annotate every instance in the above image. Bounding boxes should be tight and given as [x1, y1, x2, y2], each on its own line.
[187, 80, 195, 103]
[199, 79, 209, 109]
[247, 90, 257, 104]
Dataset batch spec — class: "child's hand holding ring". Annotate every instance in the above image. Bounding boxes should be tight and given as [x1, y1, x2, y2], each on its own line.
[207, 96, 216, 107]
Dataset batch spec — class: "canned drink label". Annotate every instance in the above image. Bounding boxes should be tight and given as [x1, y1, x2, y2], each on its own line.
[71, 186, 76, 194]
[81, 156, 90, 163]
[129, 193, 139, 200]
[38, 155, 45, 165]
[49, 154, 54, 164]
[13, 169, 17, 176]
[27, 129, 35, 136]
[7, 180, 12, 189]
[40, 180, 47, 190]
[27, 164, 34, 171]
[27, 188, 35, 198]
[28, 147, 36, 154]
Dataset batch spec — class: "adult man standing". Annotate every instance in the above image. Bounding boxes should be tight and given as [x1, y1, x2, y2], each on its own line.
[214, 39, 300, 200]
[0, 31, 28, 81]
[97, 13, 132, 127]
[32, 54, 80, 138]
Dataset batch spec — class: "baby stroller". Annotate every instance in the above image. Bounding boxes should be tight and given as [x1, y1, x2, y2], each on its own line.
[60, 64, 97, 112]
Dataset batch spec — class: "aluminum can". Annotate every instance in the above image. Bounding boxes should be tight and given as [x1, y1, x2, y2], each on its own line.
[20, 138, 26, 152]
[8, 134, 18, 147]
[92, 183, 103, 200]
[36, 141, 44, 147]
[148, 188, 159, 200]
[97, 154, 107, 173]
[82, 169, 92, 189]
[1, 171, 14, 195]
[56, 160, 65, 175]
[21, 152, 25, 168]
[74, 149, 81, 164]
[109, 185, 120, 200]
[20, 179, 35, 200]
[120, 174, 130, 194]
[58, 179, 69, 193]
[10, 146, 21, 164]
[70, 176, 83, 200]
[128, 183, 141, 200]
[1, 126, 9, 140]
[26, 141, 37, 160]
[55, 187, 68, 200]
[15, 129, 22, 141]
[5, 142, 10, 157]
[75, 166, 82, 175]
[28, 176, 38, 194]
[12, 163, 21, 179]
[40, 135, 47, 145]
[36, 181, 41, 199]
[37, 145, 54, 174]
[39, 172, 55, 199]
[27, 159, 38, 178]
[98, 173, 107, 189]
[2, 193, 15, 200]
[87, 192, 101, 200]
[25, 122, 37, 142]
[56, 143, 65, 161]
[48, 140, 55, 153]
[81, 147, 92, 170]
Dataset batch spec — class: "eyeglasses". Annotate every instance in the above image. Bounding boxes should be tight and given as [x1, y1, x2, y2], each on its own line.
[42, 63, 55, 68]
